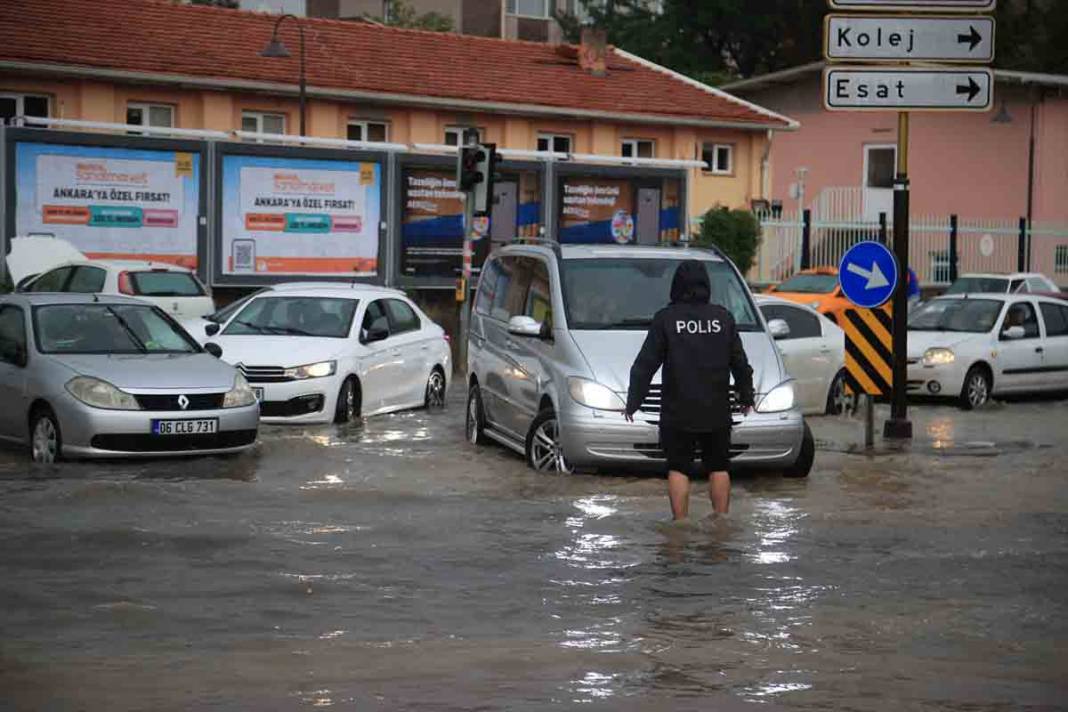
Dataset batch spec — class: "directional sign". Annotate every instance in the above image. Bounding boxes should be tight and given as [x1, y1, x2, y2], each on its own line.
[824, 66, 993, 111]
[825, 15, 995, 63]
[828, 0, 996, 11]
[839, 241, 899, 308]
[841, 305, 894, 397]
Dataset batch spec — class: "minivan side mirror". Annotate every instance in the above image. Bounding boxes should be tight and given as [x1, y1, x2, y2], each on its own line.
[768, 318, 791, 340]
[1002, 325, 1026, 340]
[204, 342, 223, 358]
[205, 322, 221, 337]
[508, 315, 543, 338]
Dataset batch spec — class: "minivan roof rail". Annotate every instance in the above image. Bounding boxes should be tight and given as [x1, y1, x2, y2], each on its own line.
[509, 236, 562, 258]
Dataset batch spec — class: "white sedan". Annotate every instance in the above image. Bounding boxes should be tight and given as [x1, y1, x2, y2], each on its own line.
[907, 294, 1068, 409]
[756, 295, 849, 415]
[205, 285, 451, 424]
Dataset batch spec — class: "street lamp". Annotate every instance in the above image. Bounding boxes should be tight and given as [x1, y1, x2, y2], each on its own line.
[260, 13, 306, 137]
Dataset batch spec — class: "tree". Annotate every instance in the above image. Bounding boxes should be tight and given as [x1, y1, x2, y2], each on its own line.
[379, 0, 453, 32]
[692, 206, 760, 276]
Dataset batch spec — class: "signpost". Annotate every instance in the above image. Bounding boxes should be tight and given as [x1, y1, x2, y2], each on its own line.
[823, 0, 995, 442]
[824, 67, 993, 111]
[825, 15, 995, 62]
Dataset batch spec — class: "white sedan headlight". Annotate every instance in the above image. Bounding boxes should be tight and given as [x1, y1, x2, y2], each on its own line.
[65, 376, 141, 410]
[223, 373, 257, 408]
[283, 360, 337, 380]
[756, 381, 795, 413]
[568, 377, 626, 411]
[923, 348, 956, 366]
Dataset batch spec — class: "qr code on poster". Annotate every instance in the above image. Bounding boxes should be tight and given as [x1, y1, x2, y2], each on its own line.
[232, 240, 256, 272]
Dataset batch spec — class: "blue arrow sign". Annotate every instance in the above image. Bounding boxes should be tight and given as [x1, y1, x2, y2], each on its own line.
[839, 241, 899, 308]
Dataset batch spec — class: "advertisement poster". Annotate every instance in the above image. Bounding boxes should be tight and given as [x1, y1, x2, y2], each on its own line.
[560, 177, 635, 244]
[516, 171, 542, 239]
[402, 168, 489, 278]
[15, 142, 201, 268]
[659, 179, 683, 243]
[221, 155, 380, 276]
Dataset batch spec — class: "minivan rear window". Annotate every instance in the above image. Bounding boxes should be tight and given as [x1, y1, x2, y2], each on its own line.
[130, 271, 205, 297]
[560, 258, 761, 331]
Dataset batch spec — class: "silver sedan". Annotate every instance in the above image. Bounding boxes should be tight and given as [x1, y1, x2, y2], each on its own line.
[0, 294, 260, 462]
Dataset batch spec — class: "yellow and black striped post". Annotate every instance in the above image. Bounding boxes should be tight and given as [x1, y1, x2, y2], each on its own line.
[840, 304, 893, 397]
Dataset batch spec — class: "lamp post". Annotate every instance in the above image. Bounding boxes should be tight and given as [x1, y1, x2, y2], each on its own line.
[261, 13, 306, 137]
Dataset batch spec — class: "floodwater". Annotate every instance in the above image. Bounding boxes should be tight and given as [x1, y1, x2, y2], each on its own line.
[1, 393, 1067, 711]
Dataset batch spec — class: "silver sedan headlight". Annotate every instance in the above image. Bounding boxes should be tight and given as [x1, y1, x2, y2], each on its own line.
[283, 360, 337, 380]
[223, 373, 257, 408]
[65, 376, 141, 410]
[922, 348, 955, 366]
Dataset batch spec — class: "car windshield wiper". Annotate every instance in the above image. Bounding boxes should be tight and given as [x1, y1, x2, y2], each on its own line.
[266, 325, 317, 336]
[232, 318, 269, 333]
[105, 307, 148, 353]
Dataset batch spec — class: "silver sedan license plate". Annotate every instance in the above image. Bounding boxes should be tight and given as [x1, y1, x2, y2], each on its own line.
[152, 418, 218, 436]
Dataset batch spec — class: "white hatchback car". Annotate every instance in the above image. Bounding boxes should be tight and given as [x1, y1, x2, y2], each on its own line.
[908, 294, 1068, 409]
[21, 259, 214, 321]
[205, 285, 451, 424]
[756, 296, 849, 415]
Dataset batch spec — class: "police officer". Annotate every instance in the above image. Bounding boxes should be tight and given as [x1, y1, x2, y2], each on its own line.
[625, 260, 755, 520]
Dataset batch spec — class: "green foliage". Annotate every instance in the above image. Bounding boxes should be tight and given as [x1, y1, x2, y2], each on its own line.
[692, 206, 760, 276]
[380, 0, 453, 32]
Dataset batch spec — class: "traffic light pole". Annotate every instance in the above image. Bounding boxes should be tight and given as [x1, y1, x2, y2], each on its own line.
[458, 190, 474, 376]
[884, 111, 912, 440]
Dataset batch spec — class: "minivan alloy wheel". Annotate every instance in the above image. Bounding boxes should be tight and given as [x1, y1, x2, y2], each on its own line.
[527, 411, 572, 474]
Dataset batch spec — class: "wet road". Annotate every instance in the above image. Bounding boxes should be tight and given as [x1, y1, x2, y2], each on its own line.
[1, 392, 1067, 710]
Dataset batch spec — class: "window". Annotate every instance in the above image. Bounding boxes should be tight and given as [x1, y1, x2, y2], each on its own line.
[507, 0, 550, 18]
[1010, 278, 1026, 293]
[241, 111, 285, 135]
[385, 299, 421, 334]
[1025, 276, 1053, 292]
[1000, 302, 1040, 339]
[66, 267, 107, 294]
[621, 139, 655, 159]
[0, 305, 27, 366]
[444, 126, 483, 146]
[475, 259, 502, 317]
[537, 133, 572, 154]
[1056, 246, 1068, 274]
[361, 300, 390, 342]
[126, 103, 174, 130]
[0, 93, 49, 125]
[347, 120, 389, 143]
[129, 271, 205, 297]
[865, 146, 896, 189]
[29, 267, 73, 292]
[1040, 303, 1068, 337]
[33, 304, 198, 355]
[701, 143, 733, 174]
[525, 260, 552, 327]
[222, 297, 358, 339]
[760, 304, 822, 340]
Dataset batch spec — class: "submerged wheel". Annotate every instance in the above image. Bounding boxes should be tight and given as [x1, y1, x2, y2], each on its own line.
[30, 406, 62, 464]
[783, 422, 814, 479]
[826, 369, 856, 415]
[424, 368, 446, 410]
[959, 366, 991, 411]
[466, 383, 489, 446]
[525, 408, 572, 474]
[334, 377, 359, 424]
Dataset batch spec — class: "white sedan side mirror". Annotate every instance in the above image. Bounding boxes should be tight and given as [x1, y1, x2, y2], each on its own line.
[1002, 325, 1026, 340]
[768, 318, 791, 340]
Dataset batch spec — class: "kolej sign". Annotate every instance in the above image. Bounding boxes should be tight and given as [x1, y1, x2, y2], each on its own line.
[221, 155, 381, 276]
[15, 143, 201, 268]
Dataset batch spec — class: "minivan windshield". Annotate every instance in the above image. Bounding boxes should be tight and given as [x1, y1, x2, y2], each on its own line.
[561, 258, 761, 331]
[34, 304, 200, 354]
[909, 298, 1003, 333]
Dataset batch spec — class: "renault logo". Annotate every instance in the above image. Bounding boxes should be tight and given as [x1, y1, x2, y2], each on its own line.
[177, 394, 190, 410]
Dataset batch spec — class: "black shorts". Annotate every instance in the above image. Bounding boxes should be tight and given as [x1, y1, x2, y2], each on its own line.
[660, 426, 732, 475]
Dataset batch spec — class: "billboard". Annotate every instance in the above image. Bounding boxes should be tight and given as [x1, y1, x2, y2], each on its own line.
[14, 142, 201, 268]
[401, 167, 490, 278]
[560, 177, 636, 244]
[221, 154, 381, 276]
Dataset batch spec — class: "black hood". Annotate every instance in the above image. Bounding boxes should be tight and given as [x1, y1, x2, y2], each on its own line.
[670, 260, 711, 305]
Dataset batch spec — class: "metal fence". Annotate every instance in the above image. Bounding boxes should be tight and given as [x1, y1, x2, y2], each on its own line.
[754, 189, 1068, 288]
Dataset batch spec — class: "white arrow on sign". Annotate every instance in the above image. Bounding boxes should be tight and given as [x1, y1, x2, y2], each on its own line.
[824, 66, 993, 111]
[825, 15, 995, 63]
[827, 0, 996, 11]
[847, 261, 891, 290]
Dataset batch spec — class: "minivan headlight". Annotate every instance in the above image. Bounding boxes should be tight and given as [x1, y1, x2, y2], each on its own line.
[284, 360, 337, 380]
[65, 376, 141, 410]
[568, 377, 626, 411]
[223, 373, 257, 408]
[923, 348, 955, 366]
[756, 381, 795, 413]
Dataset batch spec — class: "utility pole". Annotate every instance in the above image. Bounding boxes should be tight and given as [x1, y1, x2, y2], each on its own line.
[884, 111, 912, 440]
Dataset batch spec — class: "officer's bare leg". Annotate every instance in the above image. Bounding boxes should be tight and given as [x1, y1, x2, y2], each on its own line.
[667, 470, 690, 520]
[709, 471, 730, 514]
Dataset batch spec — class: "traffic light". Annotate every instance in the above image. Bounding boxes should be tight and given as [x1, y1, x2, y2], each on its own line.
[456, 142, 496, 216]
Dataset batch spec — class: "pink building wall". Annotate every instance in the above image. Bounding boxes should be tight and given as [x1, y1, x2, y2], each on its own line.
[742, 74, 1066, 223]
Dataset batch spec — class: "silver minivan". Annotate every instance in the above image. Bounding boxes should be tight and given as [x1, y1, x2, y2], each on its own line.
[465, 243, 813, 477]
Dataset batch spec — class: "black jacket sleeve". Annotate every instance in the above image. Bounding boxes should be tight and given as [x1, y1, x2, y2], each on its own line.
[730, 320, 755, 407]
[626, 315, 667, 415]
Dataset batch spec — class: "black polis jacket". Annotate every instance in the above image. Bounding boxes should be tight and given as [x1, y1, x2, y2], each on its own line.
[626, 260, 755, 431]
